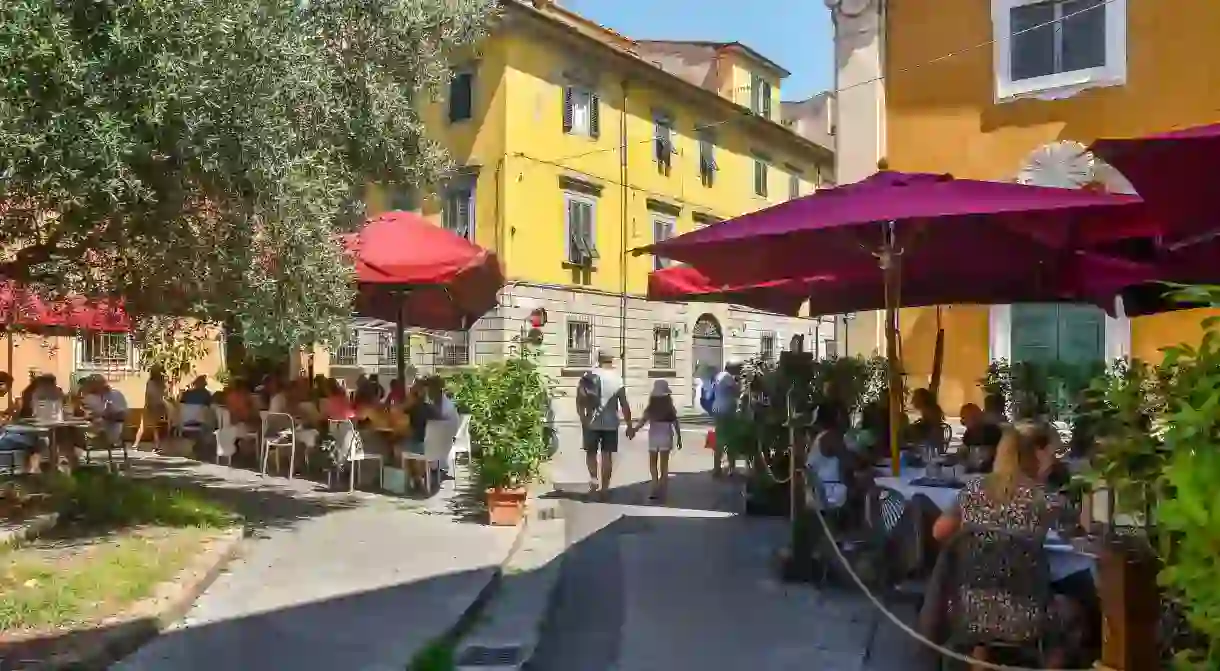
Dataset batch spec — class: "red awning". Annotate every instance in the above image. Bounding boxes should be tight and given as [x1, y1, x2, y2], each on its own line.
[0, 283, 130, 332]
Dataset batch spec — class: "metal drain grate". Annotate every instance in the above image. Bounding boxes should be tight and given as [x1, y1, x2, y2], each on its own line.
[455, 645, 523, 667]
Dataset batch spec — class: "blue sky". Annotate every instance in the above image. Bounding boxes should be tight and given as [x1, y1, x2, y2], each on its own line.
[562, 0, 834, 100]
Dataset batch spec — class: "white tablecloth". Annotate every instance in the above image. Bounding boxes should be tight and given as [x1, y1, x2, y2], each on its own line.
[874, 467, 1097, 582]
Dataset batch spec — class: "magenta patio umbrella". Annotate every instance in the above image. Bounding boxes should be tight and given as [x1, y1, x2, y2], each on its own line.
[1091, 123, 1220, 248]
[638, 171, 1161, 474]
[641, 171, 1158, 287]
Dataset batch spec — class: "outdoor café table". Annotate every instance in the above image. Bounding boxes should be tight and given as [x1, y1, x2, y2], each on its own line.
[12, 417, 93, 472]
[875, 465, 1100, 583]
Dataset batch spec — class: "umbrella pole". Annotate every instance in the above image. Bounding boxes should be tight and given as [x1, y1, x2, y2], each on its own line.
[882, 223, 903, 477]
[396, 296, 406, 383]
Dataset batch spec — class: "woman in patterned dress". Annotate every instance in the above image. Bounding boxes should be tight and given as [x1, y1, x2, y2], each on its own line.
[932, 426, 1070, 668]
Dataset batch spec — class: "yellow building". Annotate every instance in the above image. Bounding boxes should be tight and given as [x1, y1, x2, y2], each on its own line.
[364, 0, 835, 419]
[830, 0, 1220, 412]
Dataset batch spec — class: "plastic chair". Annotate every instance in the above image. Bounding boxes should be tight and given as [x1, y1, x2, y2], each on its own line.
[260, 411, 297, 478]
[214, 406, 256, 465]
[446, 414, 472, 482]
[402, 418, 460, 493]
[327, 419, 384, 492]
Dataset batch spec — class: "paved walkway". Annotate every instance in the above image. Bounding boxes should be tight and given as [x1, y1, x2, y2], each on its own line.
[114, 452, 517, 671]
[530, 426, 922, 671]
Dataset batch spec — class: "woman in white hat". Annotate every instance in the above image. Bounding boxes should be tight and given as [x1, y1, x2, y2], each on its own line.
[629, 379, 683, 500]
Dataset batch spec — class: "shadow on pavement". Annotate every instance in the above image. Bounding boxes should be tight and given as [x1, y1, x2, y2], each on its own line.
[1, 564, 503, 671]
[541, 469, 743, 514]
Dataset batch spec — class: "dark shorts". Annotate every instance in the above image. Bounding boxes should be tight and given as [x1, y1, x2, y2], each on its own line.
[582, 429, 619, 454]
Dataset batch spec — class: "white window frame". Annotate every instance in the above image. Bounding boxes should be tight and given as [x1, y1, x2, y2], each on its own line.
[753, 156, 769, 197]
[442, 178, 476, 241]
[652, 325, 676, 370]
[651, 216, 676, 270]
[563, 191, 598, 265]
[992, 0, 1126, 103]
[759, 331, 777, 363]
[565, 316, 594, 368]
[74, 333, 139, 371]
[566, 86, 595, 137]
[434, 330, 471, 367]
[988, 301, 1129, 364]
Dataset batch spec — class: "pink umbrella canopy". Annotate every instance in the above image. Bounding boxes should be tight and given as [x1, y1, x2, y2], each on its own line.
[641, 171, 1159, 287]
[1091, 123, 1220, 247]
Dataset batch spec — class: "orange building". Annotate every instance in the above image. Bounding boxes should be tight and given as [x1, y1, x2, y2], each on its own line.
[830, 0, 1220, 412]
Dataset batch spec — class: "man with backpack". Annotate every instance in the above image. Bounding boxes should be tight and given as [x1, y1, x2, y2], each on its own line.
[710, 362, 742, 478]
[577, 350, 633, 497]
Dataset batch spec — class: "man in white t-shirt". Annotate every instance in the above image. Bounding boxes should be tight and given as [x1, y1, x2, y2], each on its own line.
[82, 375, 129, 446]
[577, 351, 632, 496]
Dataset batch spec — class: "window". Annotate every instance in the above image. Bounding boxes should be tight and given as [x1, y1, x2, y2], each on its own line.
[788, 173, 801, 200]
[332, 336, 358, 366]
[697, 128, 717, 187]
[652, 325, 675, 370]
[388, 185, 418, 211]
[653, 111, 674, 172]
[377, 332, 401, 366]
[992, 0, 1126, 101]
[563, 86, 600, 138]
[564, 192, 598, 266]
[566, 317, 593, 368]
[760, 331, 777, 363]
[442, 182, 475, 240]
[434, 331, 470, 367]
[448, 68, 475, 123]
[651, 217, 675, 270]
[76, 333, 136, 370]
[750, 75, 772, 119]
[753, 157, 769, 197]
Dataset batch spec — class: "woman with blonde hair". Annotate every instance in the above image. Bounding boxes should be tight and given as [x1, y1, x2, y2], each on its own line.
[931, 426, 1070, 667]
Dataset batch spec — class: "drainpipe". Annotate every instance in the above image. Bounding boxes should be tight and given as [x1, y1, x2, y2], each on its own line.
[619, 79, 630, 379]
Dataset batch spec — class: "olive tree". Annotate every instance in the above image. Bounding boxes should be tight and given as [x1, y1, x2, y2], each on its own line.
[0, 0, 495, 355]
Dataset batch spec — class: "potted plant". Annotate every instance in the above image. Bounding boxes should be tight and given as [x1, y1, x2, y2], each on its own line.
[448, 343, 553, 526]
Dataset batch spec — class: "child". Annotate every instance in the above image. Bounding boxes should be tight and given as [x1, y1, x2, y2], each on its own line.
[630, 380, 683, 500]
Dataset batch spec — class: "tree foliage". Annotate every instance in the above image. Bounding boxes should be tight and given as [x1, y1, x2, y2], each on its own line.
[0, 0, 496, 354]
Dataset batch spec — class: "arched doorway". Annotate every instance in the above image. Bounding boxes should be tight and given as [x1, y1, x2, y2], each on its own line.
[692, 314, 724, 381]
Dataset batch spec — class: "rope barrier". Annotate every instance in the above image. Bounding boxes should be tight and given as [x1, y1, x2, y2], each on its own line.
[807, 495, 1095, 671]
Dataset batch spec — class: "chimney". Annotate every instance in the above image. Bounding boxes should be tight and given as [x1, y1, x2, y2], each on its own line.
[532, 0, 556, 8]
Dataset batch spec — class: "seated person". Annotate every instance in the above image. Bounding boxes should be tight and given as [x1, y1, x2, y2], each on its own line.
[1017, 419, 1071, 493]
[905, 387, 946, 450]
[81, 375, 128, 447]
[982, 392, 1008, 426]
[0, 372, 43, 473]
[178, 375, 215, 431]
[385, 378, 407, 406]
[397, 376, 456, 489]
[806, 410, 850, 513]
[321, 380, 356, 421]
[959, 402, 1002, 473]
[932, 426, 1072, 667]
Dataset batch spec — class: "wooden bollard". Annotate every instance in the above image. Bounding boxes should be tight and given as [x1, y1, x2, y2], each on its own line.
[1098, 540, 1161, 671]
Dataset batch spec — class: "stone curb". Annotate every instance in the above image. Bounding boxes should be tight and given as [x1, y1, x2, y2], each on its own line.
[453, 497, 568, 671]
[0, 512, 59, 549]
[0, 525, 246, 670]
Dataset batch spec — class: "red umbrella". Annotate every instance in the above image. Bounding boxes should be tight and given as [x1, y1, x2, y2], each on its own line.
[0, 282, 130, 332]
[1091, 123, 1220, 247]
[648, 265, 826, 316]
[345, 211, 504, 378]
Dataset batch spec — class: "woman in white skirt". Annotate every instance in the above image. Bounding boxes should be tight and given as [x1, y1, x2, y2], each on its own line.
[630, 380, 683, 500]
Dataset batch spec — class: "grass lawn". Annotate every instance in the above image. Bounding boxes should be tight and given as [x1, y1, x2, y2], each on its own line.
[0, 469, 239, 636]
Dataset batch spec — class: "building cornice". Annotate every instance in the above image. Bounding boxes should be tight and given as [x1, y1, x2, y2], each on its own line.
[500, 2, 833, 165]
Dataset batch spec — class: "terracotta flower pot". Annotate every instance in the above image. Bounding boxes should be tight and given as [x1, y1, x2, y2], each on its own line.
[486, 487, 527, 527]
